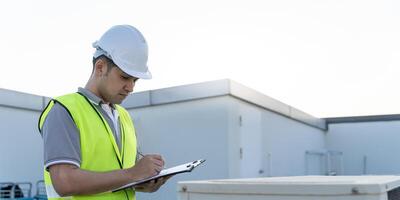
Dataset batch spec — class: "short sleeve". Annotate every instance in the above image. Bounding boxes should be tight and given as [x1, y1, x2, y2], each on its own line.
[42, 103, 81, 170]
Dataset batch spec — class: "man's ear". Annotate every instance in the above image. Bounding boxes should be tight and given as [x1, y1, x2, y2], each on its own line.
[94, 58, 108, 77]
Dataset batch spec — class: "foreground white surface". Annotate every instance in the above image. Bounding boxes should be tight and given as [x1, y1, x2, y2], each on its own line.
[178, 176, 400, 200]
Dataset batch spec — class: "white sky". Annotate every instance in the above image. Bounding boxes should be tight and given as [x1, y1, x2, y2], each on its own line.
[0, 0, 399, 118]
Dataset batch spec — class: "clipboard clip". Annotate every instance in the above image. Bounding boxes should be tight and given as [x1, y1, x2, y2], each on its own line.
[187, 159, 206, 169]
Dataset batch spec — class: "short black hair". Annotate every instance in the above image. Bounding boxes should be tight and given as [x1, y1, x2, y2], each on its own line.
[92, 55, 116, 74]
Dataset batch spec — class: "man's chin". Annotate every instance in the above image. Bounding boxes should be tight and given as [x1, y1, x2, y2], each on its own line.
[111, 96, 127, 104]
[111, 99, 123, 104]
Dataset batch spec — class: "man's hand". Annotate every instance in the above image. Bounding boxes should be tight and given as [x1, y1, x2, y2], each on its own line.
[127, 154, 164, 181]
[134, 176, 172, 193]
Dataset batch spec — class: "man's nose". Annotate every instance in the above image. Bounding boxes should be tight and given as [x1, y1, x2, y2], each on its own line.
[125, 79, 135, 93]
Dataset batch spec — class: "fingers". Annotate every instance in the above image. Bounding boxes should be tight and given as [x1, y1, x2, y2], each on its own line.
[139, 154, 164, 167]
[135, 178, 167, 193]
[152, 159, 163, 175]
[157, 178, 167, 185]
[138, 177, 169, 188]
[162, 175, 173, 181]
[132, 154, 165, 179]
[148, 154, 164, 168]
[153, 177, 168, 187]
[141, 154, 164, 175]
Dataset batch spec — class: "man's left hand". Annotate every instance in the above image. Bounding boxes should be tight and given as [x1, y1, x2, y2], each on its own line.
[134, 175, 172, 193]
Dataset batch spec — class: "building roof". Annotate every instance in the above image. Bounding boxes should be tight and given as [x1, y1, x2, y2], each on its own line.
[121, 79, 326, 130]
[5, 79, 376, 130]
[0, 88, 49, 111]
[325, 114, 400, 124]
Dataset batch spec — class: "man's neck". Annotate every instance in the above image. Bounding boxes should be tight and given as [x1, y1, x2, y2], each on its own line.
[84, 81, 110, 105]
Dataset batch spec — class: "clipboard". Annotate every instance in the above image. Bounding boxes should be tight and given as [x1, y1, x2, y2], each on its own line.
[112, 159, 205, 192]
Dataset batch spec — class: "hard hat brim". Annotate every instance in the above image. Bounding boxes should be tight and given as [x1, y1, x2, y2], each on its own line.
[116, 65, 152, 80]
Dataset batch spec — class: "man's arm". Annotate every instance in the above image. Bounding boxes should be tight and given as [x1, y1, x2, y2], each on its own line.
[49, 154, 164, 196]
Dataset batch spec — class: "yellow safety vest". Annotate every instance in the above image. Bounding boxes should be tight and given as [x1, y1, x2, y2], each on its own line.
[38, 93, 137, 200]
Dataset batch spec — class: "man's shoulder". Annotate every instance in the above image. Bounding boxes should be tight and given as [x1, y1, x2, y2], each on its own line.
[54, 92, 81, 101]
[39, 94, 76, 126]
[53, 92, 89, 106]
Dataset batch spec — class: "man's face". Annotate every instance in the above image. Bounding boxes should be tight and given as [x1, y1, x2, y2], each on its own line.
[98, 64, 138, 104]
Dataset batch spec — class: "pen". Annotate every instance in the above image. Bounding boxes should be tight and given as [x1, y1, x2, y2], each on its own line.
[137, 151, 145, 158]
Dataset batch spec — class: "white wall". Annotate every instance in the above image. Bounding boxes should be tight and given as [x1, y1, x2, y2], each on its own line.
[128, 96, 232, 200]
[0, 105, 43, 196]
[261, 109, 326, 176]
[326, 121, 400, 175]
[129, 94, 327, 200]
[227, 98, 326, 177]
[0, 82, 335, 200]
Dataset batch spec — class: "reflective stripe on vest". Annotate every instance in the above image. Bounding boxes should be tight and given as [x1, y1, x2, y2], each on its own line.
[39, 93, 137, 200]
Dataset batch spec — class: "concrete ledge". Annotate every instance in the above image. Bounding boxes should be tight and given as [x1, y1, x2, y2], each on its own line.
[290, 107, 326, 130]
[229, 80, 291, 117]
[150, 80, 230, 105]
[0, 79, 326, 129]
[325, 114, 400, 124]
[122, 80, 231, 108]
[123, 79, 325, 130]
[121, 91, 151, 108]
[0, 88, 44, 111]
[229, 80, 325, 130]
[43, 97, 51, 108]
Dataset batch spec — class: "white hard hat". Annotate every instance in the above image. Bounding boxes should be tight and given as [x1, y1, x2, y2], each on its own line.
[92, 25, 152, 79]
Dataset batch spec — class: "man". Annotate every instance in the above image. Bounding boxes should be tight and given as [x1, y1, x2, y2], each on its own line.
[38, 25, 169, 200]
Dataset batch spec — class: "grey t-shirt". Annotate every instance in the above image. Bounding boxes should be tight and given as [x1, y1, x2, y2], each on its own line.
[42, 87, 122, 170]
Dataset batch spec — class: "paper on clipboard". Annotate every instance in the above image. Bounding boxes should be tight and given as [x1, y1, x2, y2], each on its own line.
[113, 159, 205, 192]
